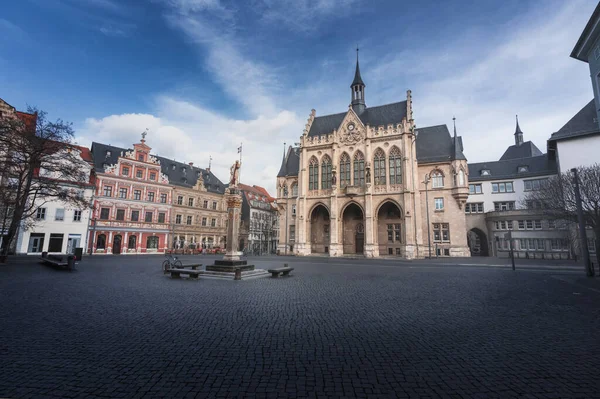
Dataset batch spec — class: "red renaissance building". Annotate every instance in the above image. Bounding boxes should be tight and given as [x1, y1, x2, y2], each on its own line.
[89, 135, 172, 254]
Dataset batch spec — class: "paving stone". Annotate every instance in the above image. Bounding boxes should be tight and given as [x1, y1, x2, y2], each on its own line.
[0, 255, 599, 398]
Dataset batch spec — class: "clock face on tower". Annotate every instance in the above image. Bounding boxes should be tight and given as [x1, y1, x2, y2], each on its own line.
[348, 123, 355, 131]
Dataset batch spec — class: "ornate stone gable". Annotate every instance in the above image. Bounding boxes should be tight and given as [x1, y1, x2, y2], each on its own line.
[193, 176, 207, 191]
[336, 107, 365, 146]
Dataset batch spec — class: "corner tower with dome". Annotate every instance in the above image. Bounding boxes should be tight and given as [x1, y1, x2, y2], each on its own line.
[276, 53, 470, 259]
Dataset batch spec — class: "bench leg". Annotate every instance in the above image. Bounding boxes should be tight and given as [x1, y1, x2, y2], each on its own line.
[187, 274, 198, 280]
[282, 271, 291, 276]
[171, 272, 181, 279]
[270, 272, 280, 278]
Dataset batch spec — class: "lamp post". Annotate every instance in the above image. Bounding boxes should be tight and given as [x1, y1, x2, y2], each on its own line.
[571, 168, 594, 277]
[89, 218, 97, 255]
[283, 186, 289, 255]
[410, 127, 419, 255]
[423, 174, 432, 258]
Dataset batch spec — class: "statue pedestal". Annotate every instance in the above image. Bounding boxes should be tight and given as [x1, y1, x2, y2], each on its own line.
[203, 188, 267, 279]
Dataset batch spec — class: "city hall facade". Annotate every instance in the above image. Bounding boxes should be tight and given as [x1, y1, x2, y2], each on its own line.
[276, 56, 471, 258]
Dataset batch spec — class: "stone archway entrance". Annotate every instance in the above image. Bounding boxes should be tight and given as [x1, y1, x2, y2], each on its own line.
[310, 204, 330, 254]
[377, 201, 403, 256]
[342, 203, 364, 255]
[467, 228, 489, 256]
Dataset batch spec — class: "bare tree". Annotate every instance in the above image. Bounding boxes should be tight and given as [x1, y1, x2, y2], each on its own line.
[0, 107, 92, 262]
[523, 164, 600, 260]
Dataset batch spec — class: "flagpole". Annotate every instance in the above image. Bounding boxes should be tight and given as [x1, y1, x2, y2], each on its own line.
[238, 143, 243, 184]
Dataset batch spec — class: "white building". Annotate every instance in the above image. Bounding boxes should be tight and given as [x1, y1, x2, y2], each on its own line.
[239, 184, 279, 255]
[466, 119, 570, 259]
[547, 99, 600, 172]
[15, 146, 95, 255]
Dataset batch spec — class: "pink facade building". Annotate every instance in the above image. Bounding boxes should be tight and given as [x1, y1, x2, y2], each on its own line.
[89, 137, 172, 254]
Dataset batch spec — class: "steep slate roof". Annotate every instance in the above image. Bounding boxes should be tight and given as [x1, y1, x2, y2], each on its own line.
[276, 146, 300, 177]
[499, 141, 543, 161]
[90, 142, 226, 194]
[415, 124, 467, 163]
[468, 155, 557, 182]
[571, 2, 600, 62]
[239, 183, 277, 211]
[550, 99, 599, 141]
[307, 101, 408, 137]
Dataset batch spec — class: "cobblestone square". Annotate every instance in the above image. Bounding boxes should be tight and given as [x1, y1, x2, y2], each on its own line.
[1, 256, 599, 398]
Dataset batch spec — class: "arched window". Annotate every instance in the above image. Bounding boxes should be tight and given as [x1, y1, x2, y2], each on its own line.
[309, 157, 319, 190]
[353, 151, 365, 186]
[146, 236, 159, 249]
[373, 148, 386, 185]
[291, 183, 298, 197]
[97, 234, 106, 250]
[339, 153, 351, 188]
[321, 155, 332, 189]
[128, 235, 136, 249]
[389, 146, 402, 184]
[431, 171, 444, 188]
[458, 169, 465, 186]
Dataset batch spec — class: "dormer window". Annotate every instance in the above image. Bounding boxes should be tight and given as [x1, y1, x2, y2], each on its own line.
[182, 168, 186, 175]
[518, 165, 529, 173]
[172, 164, 176, 170]
[481, 169, 491, 176]
[105, 150, 111, 158]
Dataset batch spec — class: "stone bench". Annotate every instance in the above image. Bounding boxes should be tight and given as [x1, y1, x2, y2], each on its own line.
[167, 268, 202, 280]
[174, 263, 202, 270]
[39, 254, 75, 272]
[267, 266, 294, 278]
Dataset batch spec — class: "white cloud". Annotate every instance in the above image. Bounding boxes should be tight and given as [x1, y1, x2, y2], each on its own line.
[256, 0, 361, 33]
[367, 0, 594, 162]
[76, 97, 301, 195]
[78, 0, 598, 196]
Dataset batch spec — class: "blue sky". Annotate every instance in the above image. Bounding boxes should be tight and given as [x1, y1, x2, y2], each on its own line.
[0, 0, 596, 194]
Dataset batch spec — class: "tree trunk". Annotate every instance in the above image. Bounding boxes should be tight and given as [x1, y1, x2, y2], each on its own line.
[594, 227, 600, 276]
[0, 168, 36, 261]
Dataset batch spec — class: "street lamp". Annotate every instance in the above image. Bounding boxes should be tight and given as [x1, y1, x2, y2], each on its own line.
[410, 127, 419, 254]
[423, 173, 432, 258]
[283, 186, 289, 255]
[89, 218, 97, 255]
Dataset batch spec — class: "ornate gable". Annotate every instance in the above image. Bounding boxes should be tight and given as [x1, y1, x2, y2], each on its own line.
[336, 107, 366, 146]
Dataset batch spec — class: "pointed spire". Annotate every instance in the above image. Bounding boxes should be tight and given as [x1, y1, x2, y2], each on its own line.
[452, 116, 465, 160]
[351, 47, 365, 87]
[514, 114, 524, 146]
[277, 142, 288, 177]
[453, 116, 457, 138]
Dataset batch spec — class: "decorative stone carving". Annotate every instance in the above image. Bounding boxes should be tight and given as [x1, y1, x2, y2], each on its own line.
[104, 164, 118, 175]
[339, 126, 364, 145]
[160, 173, 169, 184]
[147, 155, 160, 165]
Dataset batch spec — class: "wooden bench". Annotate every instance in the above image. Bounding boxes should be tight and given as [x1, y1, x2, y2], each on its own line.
[167, 268, 202, 279]
[267, 266, 294, 278]
[174, 263, 202, 270]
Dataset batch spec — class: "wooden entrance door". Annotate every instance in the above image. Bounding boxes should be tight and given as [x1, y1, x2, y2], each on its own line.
[355, 223, 364, 254]
[113, 235, 122, 255]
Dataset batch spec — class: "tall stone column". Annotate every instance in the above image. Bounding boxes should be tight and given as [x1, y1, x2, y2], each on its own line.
[364, 186, 376, 258]
[223, 190, 243, 262]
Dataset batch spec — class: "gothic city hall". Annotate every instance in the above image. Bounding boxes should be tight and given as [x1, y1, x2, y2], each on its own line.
[276, 56, 471, 258]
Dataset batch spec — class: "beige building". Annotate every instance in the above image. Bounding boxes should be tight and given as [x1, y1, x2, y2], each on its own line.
[276, 57, 470, 258]
[171, 167, 227, 251]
